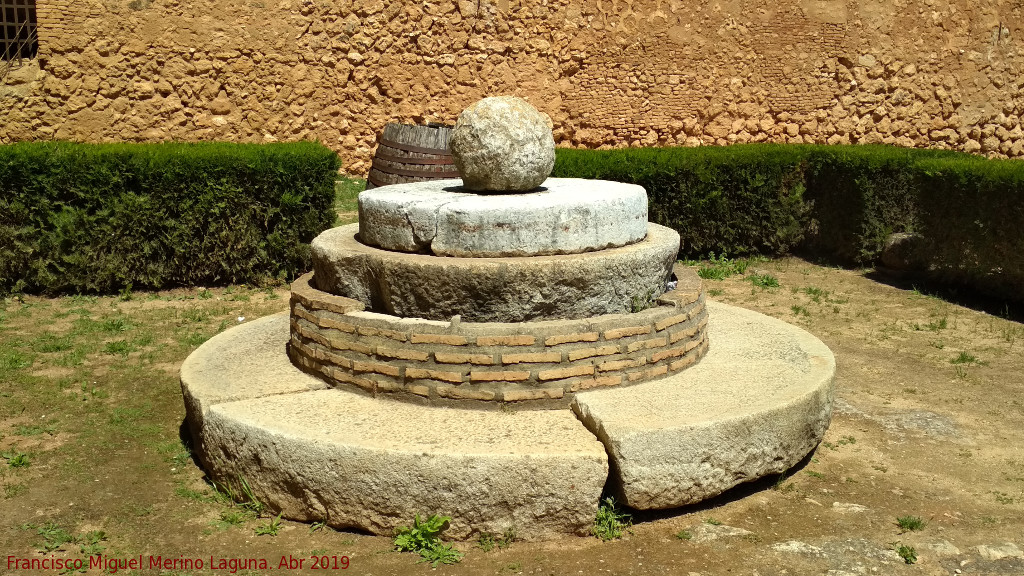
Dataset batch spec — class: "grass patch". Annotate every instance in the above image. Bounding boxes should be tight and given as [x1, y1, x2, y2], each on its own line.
[950, 351, 984, 365]
[592, 497, 632, 541]
[896, 515, 925, 532]
[692, 253, 750, 280]
[750, 273, 780, 289]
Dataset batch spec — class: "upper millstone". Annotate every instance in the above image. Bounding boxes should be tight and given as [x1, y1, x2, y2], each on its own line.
[358, 178, 649, 257]
[449, 96, 556, 192]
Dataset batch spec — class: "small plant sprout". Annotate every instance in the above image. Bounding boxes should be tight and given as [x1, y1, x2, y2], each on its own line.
[255, 513, 283, 536]
[704, 517, 722, 526]
[478, 527, 515, 551]
[896, 515, 925, 532]
[394, 514, 463, 567]
[675, 529, 692, 540]
[892, 542, 917, 564]
[4, 451, 30, 468]
[593, 497, 632, 541]
[950, 351, 984, 365]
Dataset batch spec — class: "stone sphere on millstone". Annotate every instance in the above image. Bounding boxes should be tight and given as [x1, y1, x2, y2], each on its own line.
[449, 96, 556, 192]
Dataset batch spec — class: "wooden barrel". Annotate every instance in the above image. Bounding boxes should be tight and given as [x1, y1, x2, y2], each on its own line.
[366, 123, 459, 189]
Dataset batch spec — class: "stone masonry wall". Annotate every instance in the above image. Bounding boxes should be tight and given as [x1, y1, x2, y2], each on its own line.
[4, 1, 1024, 172]
[287, 271, 708, 408]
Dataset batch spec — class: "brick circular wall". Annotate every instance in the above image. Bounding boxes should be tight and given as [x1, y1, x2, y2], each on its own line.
[287, 270, 708, 409]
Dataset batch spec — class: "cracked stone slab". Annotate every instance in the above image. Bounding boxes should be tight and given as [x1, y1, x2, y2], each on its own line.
[312, 222, 679, 322]
[572, 301, 836, 509]
[182, 313, 608, 540]
[357, 178, 648, 256]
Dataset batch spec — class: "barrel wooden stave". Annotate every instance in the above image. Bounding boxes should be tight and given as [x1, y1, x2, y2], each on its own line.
[366, 123, 458, 189]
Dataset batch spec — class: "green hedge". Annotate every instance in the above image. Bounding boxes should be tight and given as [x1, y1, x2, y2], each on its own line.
[914, 156, 1024, 300]
[554, 145, 809, 257]
[0, 141, 340, 294]
[554, 143, 1024, 301]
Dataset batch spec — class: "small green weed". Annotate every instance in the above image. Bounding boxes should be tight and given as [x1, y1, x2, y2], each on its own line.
[309, 520, 327, 534]
[478, 527, 516, 551]
[791, 304, 810, 317]
[675, 529, 692, 540]
[4, 482, 27, 498]
[593, 497, 632, 541]
[950, 351, 984, 365]
[182, 308, 209, 323]
[101, 317, 132, 333]
[630, 289, 655, 313]
[802, 286, 829, 302]
[3, 451, 30, 468]
[36, 522, 75, 552]
[750, 273, 780, 289]
[103, 340, 137, 357]
[804, 470, 825, 479]
[254, 513, 283, 536]
[15, 423, 56, 436]
[707, 288, 724, 297]
[78, 531, 106, 555]
[896, 515, 925, 532]
[992, 491, 1015, 504]
[925, 317, 948, 331]
[892, 542, 917, 564]
[394, 514, 463, 567]
[181, 331, 209, 348]
[704, 517, 722, 526]
[198, 288, 213, 300]
[219, 509, 253, 526]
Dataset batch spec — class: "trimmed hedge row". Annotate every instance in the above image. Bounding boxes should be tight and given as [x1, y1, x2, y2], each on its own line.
[553, 143, 1024, 301]
[1, 141, 340, 294]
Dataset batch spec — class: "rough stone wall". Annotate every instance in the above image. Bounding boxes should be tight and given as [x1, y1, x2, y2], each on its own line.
[3, 0, 1024, 173]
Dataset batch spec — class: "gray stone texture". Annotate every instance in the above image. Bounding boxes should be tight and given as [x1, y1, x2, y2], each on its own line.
[358, 178, 649, 257]
[313, 223, 679, 322]
[182, 313, 609, 540]
[572, 301, 836, 509]
[449, 96, 556, 191]
[880, 232, 928, 270]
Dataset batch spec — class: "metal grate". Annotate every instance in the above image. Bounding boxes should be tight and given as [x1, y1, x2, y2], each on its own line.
[2, 0, 37, 62]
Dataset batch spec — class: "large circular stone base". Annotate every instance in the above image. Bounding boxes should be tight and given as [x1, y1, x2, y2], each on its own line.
[180, 302, 834, 538]
[311, 222, 680, 322]
[357, 178, 648, 256]
[572, 302, 836, 509]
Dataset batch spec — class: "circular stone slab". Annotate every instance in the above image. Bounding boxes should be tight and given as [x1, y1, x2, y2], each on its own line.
[358, 178, 649, 257]
[181, 301, 835, 539]
[313, 222, 679, 322]
[449, 95, 555, 191]
[571, 301, 836, 510]
[181, 313, 609, 541]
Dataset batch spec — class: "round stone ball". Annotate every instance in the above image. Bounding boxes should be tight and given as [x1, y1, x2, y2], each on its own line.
[449, 96, 556, 192]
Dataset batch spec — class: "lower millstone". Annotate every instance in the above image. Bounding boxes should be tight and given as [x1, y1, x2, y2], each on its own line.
[311, 222, 680, 323]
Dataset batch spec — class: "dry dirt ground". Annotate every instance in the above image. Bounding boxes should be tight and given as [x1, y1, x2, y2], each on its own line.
[1, 257, 1023, 576]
